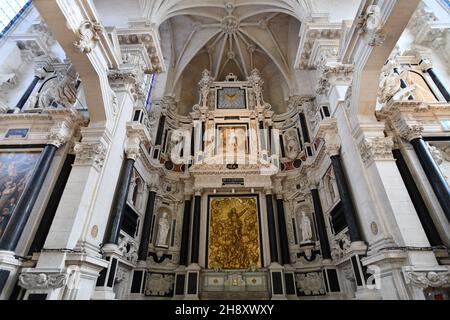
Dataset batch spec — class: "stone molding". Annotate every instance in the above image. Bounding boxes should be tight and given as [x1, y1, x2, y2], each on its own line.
[402, 266, 450, 289]
[19, 272, 68, 290]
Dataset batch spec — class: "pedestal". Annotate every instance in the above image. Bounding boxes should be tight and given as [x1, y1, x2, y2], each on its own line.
[184, 263, 201, 300]
[173, 266, 187, 299]
[0, 250, 22, 300]
[92, 244, 122, 300]
[20, 252, 108, 300]
[268, 262, 287, 300]
[283, 265, 298, 300]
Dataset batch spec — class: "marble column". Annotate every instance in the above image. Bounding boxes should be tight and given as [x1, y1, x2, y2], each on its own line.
[275, 196, 290, 265]
[410, 137, 450, 222]
[190, 190, 202, 264]
[265, 190, 279, 263]
[310, 187, 332, 260]
[137, 184, 157, 261]
[180, 196, 193, 266]
[0, 143, 58, 252]
[105, 156, 135, 245]
[14, 67, 46, 111]
[426, 68, 450, 102]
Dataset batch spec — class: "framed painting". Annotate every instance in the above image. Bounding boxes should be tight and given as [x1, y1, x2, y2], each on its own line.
[0, 150, 41, 239]
[217, 87, 246, 109]
[215, 123, 249, 157]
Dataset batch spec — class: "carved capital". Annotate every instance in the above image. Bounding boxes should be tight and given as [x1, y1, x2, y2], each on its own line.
[19, 272, 68, 290]
[48, 123, 72, 148]
[316, 64, 354, 96]
[307, 171, 320, 190]
[325, 136, 341, 157]
[73, 141, 107, 171]
[358, 136, 394, 166]
[396, 122, 424, 142]
[125, 146, 140, 161]
[146, 172, 160, 192]
[419, 58, 433, 72]
[193, 187, 203, 196]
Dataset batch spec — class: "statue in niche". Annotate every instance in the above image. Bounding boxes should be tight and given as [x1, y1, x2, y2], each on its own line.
[300, 211, 313, 244]
[326, 174, 336, 204]
[156, 212, 170, 248]
[168, 130, 184, 164]
[284, 132, 300, 160]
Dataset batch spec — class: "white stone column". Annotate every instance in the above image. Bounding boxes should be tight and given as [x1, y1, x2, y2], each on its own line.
[357, 125, 445, 300]
[21, 73, 138, 300]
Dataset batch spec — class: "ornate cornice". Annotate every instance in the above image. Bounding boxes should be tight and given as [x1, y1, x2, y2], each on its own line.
[295, 20, 342, 70]
[116, 21, 166, 73]
[377, 103, 426, 142]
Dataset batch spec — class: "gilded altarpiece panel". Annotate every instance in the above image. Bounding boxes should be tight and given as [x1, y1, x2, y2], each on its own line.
[207, 196, 262, 269]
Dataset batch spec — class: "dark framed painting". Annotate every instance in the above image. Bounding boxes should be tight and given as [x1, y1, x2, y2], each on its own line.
[0, 150, 42, 239]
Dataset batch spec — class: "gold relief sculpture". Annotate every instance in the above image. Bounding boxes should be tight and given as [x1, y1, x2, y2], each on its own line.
[208, 197, 261, 269]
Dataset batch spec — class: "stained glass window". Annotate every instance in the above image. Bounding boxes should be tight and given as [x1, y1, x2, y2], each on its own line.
[0, 0, 31, 37]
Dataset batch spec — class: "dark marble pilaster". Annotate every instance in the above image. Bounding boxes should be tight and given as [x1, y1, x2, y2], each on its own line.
[330, 154, 362, 242]
[276, 196, 290, 265]
[265, 191, 279, 263]
[310, 188, 332, 259]
[410, 138, 450, 222]
[105, 157, 135, 245]
[179, 197, 193, 266]
[138, 188, 157, 261]
[190, 191, 202, 264]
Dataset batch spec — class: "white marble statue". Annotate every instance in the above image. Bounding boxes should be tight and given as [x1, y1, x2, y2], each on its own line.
[285, 132, 300, 160]
[156, 212, 170, 248]
[300, 211, 312, 243]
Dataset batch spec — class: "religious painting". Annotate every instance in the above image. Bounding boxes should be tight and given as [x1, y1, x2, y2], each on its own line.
[0, 151, 41, 239]
[216, 124, 248, 161]
[217, 87, 246, 109]
[207, 196, 261, 269]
